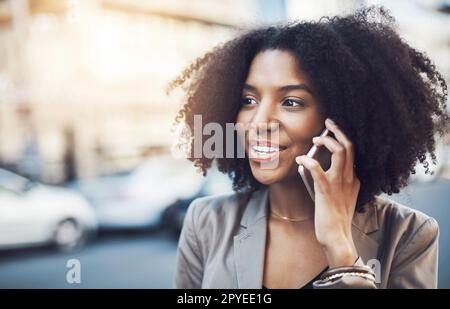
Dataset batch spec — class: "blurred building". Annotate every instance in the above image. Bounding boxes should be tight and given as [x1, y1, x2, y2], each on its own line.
[0, 0, 282, 184]
[0, 0, 448, 185]
[286, 0, 450, 106]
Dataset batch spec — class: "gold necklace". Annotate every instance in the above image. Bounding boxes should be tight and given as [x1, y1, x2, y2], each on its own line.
[270, 209, 313, 222]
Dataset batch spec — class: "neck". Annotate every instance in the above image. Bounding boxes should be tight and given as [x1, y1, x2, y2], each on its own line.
[268, 176, 314, 219]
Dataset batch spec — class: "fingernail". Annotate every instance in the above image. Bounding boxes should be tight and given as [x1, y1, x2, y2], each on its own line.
[295, 156, 302, 164]
[312, 136, 318, 141]
[326, 118, 335, 125]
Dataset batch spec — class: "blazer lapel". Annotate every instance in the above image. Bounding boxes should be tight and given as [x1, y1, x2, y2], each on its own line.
[352, 197, 381, 263]
[233, 187, 269, 289]
[233, 186, 381, 288]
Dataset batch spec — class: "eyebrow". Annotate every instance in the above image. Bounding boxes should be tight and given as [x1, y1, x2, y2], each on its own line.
[243, 83, 314, 95]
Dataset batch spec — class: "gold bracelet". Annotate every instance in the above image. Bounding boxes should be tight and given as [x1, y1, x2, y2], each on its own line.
[320, 264, 374, 279]
[321, 271, 376, 283]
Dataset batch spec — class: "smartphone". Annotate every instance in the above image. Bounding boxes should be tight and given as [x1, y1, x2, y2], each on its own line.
[298, 128, 333, 202]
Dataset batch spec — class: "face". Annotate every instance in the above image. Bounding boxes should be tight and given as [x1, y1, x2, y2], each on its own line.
[236, 49, 325, 185]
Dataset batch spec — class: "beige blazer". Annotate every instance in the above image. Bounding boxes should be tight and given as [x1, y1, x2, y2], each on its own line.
[174, 186, 439, 289]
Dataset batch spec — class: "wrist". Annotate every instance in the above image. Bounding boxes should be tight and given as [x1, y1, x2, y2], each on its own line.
[322, 236, 358, 268]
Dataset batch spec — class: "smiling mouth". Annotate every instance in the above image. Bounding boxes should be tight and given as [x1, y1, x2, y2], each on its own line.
[251, 144, 287, 153]
[248, 140, 289, 161]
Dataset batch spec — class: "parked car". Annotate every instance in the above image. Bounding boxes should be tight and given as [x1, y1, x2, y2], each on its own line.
[161, 167, 234, 236]
[70, 154, 205, 231]
[0, 168, 97, 251]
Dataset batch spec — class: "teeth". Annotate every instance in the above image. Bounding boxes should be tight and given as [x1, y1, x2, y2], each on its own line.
[252, 145, 279, 153]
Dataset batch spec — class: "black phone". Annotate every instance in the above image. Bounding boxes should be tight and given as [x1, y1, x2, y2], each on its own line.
[298, 128, 333, 202]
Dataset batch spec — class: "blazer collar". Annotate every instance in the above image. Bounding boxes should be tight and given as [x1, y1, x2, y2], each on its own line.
[239, 186, 270, 229]
[234, 186, 380, 288]
[239, 186, 380, 233]
[233, 187, 269, 288]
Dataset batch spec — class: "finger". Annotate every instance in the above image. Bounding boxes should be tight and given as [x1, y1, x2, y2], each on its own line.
[325, 118, 355, 179]
[297, 155, 328, 191]
[312, 135, 345, 179]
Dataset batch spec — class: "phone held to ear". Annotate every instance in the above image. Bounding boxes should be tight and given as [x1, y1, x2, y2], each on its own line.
[298, 128, 333, 202]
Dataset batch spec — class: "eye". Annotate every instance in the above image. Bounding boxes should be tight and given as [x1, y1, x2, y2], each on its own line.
[282, 98, 305, 108]
[241, 97, 257, 106]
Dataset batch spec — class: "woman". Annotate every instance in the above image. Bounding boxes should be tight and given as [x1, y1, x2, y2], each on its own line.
[169, 7, 448, 288]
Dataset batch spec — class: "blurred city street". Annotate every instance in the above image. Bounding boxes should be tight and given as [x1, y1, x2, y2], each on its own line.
[0, 177, 449, 288]
[0, 0, 449, 290]
[0, 231, 178, 288]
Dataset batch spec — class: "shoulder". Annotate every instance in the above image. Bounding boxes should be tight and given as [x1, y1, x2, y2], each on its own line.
[180, 191, 249, 263]
[184, 192, 250, 242]
[371, 195, 439, 251]
[374, 195, 438, 233]
[184, 190, 249, 234]
[370, 196, 439, 287]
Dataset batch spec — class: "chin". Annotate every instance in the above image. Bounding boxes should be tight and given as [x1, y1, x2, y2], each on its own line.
[249, 160, 288, 185]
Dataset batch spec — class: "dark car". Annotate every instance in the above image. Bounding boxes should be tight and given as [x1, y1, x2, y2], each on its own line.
[161, 168, 233, 237]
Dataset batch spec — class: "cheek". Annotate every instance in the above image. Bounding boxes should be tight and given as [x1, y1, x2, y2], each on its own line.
[286, 114, 323, 144]
[236, 110, 254, 135]
[236, 109, 251, 125]
[235, 111, 251, 148]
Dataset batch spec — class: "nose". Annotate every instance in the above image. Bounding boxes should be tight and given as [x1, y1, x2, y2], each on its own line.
[248, 100, 280, 139]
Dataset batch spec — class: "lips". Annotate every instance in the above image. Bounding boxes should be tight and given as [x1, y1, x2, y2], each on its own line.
[252, 145, 279, 154]
[249, 140, 288, 152]
[248, 140, 288, 161]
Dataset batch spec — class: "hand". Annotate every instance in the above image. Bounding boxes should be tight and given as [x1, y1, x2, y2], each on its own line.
[296, 118, 360, 267]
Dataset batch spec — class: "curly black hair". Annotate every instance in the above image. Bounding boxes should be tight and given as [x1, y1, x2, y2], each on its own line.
[167, 6, 449, 211]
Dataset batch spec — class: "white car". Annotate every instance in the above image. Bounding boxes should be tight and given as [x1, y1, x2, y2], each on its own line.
[72, 154, 205, 230]
[0, 169, 97, 251]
